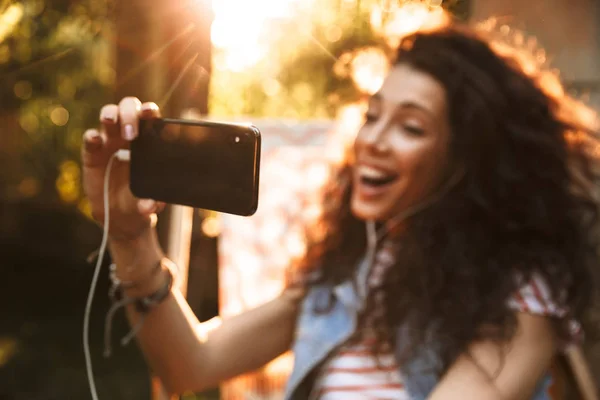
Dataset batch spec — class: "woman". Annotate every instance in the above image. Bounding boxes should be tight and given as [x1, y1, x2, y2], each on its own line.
[82, 19, 599, 400]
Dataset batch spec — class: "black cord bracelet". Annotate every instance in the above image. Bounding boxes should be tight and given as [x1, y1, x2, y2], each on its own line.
[132, 269, 174, 313]
[104, 259, 175, 357]
[109, 259, 174, 313]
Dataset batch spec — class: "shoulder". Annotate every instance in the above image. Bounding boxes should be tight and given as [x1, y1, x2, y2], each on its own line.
[506, 273, 565, 316]
[506, 272, 583, 347]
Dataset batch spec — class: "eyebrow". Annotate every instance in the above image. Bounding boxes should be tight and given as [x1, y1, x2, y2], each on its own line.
[370, 93, 434, 117]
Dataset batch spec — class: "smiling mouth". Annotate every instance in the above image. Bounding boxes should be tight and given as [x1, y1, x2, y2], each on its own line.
[358, 165, 399, 188]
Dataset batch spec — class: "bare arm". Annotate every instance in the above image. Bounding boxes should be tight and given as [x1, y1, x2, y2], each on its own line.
[428, 313, 557, 400]
[83, 97, 301, 394]
[110, 229, 302, 394]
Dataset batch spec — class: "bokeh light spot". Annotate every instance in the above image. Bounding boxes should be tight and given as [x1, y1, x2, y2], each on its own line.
[50, 106, 69, 126]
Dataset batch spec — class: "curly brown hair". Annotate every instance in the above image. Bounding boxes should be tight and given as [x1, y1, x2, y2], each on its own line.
[297, 21, 600, 374]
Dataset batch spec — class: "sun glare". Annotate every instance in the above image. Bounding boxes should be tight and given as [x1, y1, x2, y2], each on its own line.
[213, 1, 451, 398]
[210, 0, 309, 71]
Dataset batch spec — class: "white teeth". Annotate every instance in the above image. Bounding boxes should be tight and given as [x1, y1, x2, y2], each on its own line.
[358, 165, 391, 179]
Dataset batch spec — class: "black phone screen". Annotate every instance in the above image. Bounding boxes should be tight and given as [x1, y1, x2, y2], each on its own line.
[130, 118, 261, 216]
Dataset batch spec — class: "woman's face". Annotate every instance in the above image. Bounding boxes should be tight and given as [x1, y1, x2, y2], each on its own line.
[351, 64, 452, 221]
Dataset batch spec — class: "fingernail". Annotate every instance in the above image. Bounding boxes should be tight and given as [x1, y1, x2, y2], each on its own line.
[124, 124, 135, 140]
[85, 140, 102, 152]
[85, 130, 100, 141]
[138, 199, 155, 212]
[141, 103, 158, 112]
[101, 111, 117, 123]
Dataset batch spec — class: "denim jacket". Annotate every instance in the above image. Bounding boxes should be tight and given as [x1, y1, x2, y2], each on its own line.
[283, 256, 553, 400]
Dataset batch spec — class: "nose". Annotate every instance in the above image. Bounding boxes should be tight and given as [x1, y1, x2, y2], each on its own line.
[357, 120, 390, 152]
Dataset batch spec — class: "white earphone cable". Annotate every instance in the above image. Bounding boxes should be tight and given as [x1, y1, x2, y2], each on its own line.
[83, 149, 130, 400]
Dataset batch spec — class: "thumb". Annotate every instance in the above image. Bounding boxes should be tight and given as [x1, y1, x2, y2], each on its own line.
[137, 199, 166, 215]
[137, 198, 157, 215]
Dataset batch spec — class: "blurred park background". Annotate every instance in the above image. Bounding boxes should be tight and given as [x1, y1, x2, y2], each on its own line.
[0, 0, 599, 399]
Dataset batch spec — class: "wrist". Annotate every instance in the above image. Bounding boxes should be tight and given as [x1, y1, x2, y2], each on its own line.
[108, 218, 154, 243]
[108, 227, 164, 282]
[109, 225, 157, 251]
[119, 259, 174, 299]
[104, 258, 175, 356]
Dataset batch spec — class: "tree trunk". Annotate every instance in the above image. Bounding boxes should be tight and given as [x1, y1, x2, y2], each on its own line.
[114, 1, 213, 399]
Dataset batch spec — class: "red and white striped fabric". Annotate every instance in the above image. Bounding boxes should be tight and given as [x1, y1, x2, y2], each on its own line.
[313, 241, 408, 399]
[313, 333, 408, 400]
[507, 272, 567, 317]
[506, 273, 583, 346]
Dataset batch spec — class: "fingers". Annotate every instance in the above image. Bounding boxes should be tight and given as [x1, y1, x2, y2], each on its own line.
[100, 104, 119, 139]
[137, 199, 166, 215]
[140, 102, 161, 119]
[119, 97, 142, 141]
[81, 129, 105, 167]
[99, 99, 161, 145]
[83, 129, 103, 151]
[86, 98, 160, 166]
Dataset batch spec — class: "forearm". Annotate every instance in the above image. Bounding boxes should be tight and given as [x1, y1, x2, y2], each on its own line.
[108, 229, 302, 394]
[197, 286, 304, 381]
[109, 228, 204, 393]
[125, 285, 301, 394]
[125, 289, 205, 394]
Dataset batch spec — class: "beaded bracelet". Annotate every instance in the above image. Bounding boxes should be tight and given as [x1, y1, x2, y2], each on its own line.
[104, 258, 174, 357]
[108, 260, 163, 299]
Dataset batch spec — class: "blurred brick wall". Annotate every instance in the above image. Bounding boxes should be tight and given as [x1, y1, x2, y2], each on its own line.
[470, 0, 600, 108]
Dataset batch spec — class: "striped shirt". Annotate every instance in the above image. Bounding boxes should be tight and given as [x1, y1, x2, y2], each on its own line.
[313, 333, 408, 399]
[507, 272, 582, 345]
[312, 242, 579, 399]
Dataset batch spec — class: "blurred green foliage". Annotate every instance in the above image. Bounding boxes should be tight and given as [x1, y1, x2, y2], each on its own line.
[209, 0, 384, 119]
[0, 0, 114, 207]
[0, 0, 469, 207]
[209, 0, 469, 119]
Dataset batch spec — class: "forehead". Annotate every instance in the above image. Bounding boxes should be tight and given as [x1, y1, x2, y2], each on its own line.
[375, 64, 447, 114]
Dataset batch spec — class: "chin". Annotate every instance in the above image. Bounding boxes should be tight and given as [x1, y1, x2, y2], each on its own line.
[350, 196, 388, 221]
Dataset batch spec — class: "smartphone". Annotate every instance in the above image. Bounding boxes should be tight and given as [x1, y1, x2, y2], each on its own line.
[130, 118, 261, 216]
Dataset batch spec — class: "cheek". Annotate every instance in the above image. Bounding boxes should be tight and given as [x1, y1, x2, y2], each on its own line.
[353, 128, 368, 153]
[394, 144, 446, 189]
[392, 142, 431, 173]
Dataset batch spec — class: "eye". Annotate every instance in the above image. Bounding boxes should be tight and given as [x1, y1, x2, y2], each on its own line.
[403, 124, 425, 136]
[398, 114, 426, 136]
[364, 112, 378, 123]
